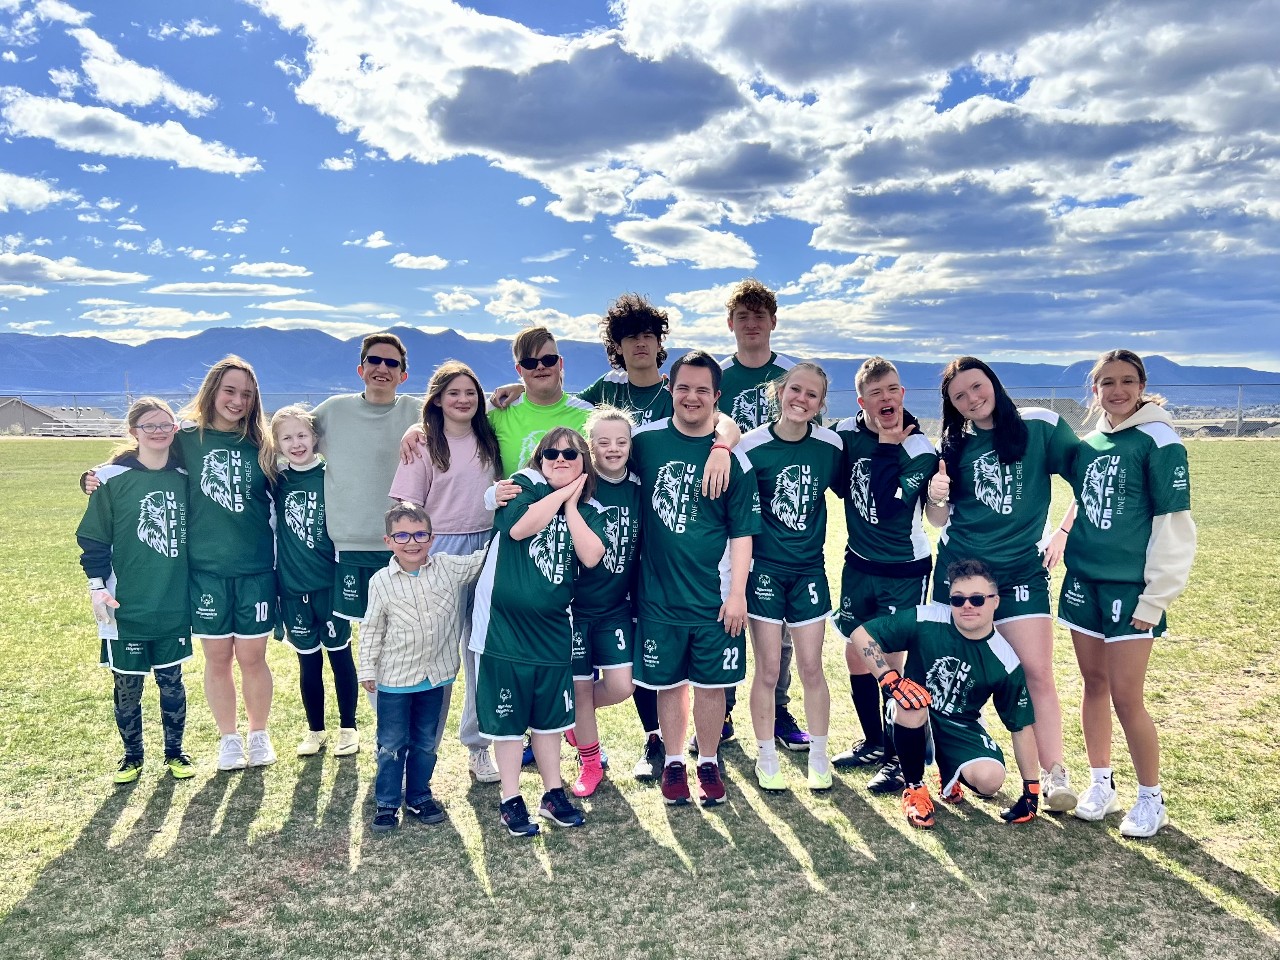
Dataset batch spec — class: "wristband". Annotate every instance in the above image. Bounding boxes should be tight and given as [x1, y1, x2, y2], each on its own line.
[710, 442, 731, 453]
[88, 577, 106, 590]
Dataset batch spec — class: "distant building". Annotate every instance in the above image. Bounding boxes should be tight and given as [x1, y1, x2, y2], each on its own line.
[0, 397, 122, 436]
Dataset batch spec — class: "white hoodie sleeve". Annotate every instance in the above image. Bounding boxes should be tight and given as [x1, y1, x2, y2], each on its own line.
[1136, 510, 1196, 624]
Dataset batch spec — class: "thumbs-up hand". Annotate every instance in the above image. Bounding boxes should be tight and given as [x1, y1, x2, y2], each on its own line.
[928, 459, 950, 505]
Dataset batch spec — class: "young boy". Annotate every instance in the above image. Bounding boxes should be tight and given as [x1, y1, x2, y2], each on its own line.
[357, 502, 486, 834]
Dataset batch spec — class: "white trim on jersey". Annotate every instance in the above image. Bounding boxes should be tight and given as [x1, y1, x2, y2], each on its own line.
[986, 631, 1021, 674]
[1136, 421, 1182, 448]
[916, 604, 951, 625]
[1020, 407, 1061, 425]
[631, 417, 670, 438]
[468, 537, 503, 657]
[902, 433, 934, 459]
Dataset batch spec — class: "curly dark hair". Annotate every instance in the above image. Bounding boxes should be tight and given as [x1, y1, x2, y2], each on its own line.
[946, 558, 998, 592]
[938, 356, 1028, 503]
[599, 293, 670, 371]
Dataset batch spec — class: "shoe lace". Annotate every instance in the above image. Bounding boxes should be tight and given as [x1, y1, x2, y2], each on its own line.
[1129, 793, 1160, 822]
[697, 763, 721, 786]
[665, 763, 687, 786]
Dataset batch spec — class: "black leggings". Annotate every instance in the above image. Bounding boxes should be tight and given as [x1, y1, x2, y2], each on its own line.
[113, 665, 186, 758]
[297, 646, 358, 731]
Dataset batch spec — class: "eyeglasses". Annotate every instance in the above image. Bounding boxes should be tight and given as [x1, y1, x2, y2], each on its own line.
[136, 422, 177, 435]
[518, 354, 560, 370]
[363, 355, 402, 369]
[389, 531, 432, 544]
[949, 593, 998, 608]
[542, 447, 580, 461]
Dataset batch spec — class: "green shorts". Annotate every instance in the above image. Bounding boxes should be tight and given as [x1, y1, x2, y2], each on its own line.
[832, 563, 930, 639]
[333, 550, 391, 622]
[930, 713, 1007, 796]
[190, 570, 277, 639]
[747, 561, 831, 627]
[633, 617, 745, 690]
[932, 547, 1051, 623]
[476, 655, 575, 739]
[1057, 575, 1167, 642]
[571, 613, 633, 680]
[100, 633, 193, 675]
[280, 590, 352, 653]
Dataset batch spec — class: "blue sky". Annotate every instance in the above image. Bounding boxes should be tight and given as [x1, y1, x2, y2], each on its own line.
[1, 0, 1278, 370]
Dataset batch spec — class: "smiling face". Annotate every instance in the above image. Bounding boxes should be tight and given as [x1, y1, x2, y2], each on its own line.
[946, 367, 996, 430]
[856, 371, 905, 432]
[727, 305, 777, 353]
[131, 407, 177, 457]
[436, 373, 479, 429]
[517, 338, 563, 404]
[671, 363, 719, 434]
[274, 416, 317, 467]
[541, 441, 585, 490]
[777, 368, 825, 427]
[949, 575, 999, 638]
[385, 517, 432, 570]
[590, 417, 631, 479]
[359, 341, 408, 403]
[212, 368, 255, 431]
[1093, 358, 1144, 424]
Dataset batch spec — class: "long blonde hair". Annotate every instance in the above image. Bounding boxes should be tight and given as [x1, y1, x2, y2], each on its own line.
[179, 354, 276, 479]
[110, 396, 176, 463]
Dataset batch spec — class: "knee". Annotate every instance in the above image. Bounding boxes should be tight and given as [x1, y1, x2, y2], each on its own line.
[894, 705, 929, 729]
[153, 665, 185, 693]
[963, 764, 1004, 797]
[756, 660, 781, 688]
[235, 647, 268, 671]
[795, 656, 826, 689]
[114, 673, 145, 704]
[1111, 692, 1149, 725]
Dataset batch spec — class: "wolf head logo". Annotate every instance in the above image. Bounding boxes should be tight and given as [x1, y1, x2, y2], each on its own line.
[850, 458, 872, 521]
[200, 449, 234, 511]
[1081, 455, 1111, 527]
[772, 465, 806, 531]
[600, 506, 625, 573]
[529, 520, 561, 581]
[972, 451, 1005, 513]
[925, 656, 967, 715]
[729, 388, 772, 429]
[136, 491, 170, 556]
[652, 461, 687, 531]
[284, 491, 309, 542]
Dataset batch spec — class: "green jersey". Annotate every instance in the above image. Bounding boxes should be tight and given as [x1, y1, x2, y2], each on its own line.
[273, 461, 335, 595]
[718, 353, 796, 430]
[630, 418, 761, 623]
[832, 412, 935, 570]
[488, 393, 593, 479]
[1065, 412, 1191, 583]
[572, 471, 643, 619]
[736, 422, 843, 570]
[939, 409, 1080, 567]
[174, 425, 274, 576]
[578, 371, 673, 426]
[470, 469, 610, 666]
[866, 606, 1035, 731]
[76, 455, 189, 638]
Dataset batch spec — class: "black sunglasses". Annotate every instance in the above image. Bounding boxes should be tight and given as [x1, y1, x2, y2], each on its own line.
[363, 355, 402, 369]
[518, 354, 560, 370]
[542, 447, 580, 461]
[949, 593, 998, 608]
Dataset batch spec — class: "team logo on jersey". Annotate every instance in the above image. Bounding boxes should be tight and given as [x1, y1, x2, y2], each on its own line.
[496, 687, 513, 718]
[641, 636, 659, 669]
[600, 506, 632, 573]
[136, 490, 182, 558]
[1172, 464, 1188, 492]
[849, 458, 877, 524]
[284, 490, 321, 547]
[200, 449, 247, 513]
[517, 431, 548, 468]
[753, 572, 775, 601]
[1081, 454, 1123, 529]
[772, 464, 813, 531]
[925, 656, 976, 717]
[972, 452, 1023, 514]
[652, 461, 698, 533]
[529, 516, 569, 584]
[572, 628, 585, 653]
[729, 387, 772, 429]
[200, 593, 214, 607]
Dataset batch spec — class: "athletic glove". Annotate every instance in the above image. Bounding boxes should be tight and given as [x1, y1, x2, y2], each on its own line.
[88, 577, 119, 624]
[878, 669, 931, 710]
[1000, 781, 1040, 824]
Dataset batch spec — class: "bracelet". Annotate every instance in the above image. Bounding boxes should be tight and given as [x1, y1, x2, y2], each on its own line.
[88, 577, 106, 591]
[927, 497, 947, 508]
[710, 442, 731, 453]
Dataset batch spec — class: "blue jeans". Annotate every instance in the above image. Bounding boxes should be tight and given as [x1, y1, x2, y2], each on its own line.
[374, 687, 444, 810]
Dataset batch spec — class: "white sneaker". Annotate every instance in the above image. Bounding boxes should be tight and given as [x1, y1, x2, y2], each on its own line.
[1041, 763, 1078, 813]
[247, 730, 277, 767]
[469, 748, 500, 783]
[1119, 793, 1169, 838]
[296, 730, 326, 757]
[333, 727, 360, 756]
[217, 733, 248, 771]
[1072, 777, 1121, 821]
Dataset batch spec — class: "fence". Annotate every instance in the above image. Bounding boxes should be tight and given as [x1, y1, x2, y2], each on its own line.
[3, 385, 1279, 438]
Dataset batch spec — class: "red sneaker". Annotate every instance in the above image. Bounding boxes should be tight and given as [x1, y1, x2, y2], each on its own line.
[697, 761, 727, 807]
[661, 761, 691, 806]
[941, 781, 964, 804]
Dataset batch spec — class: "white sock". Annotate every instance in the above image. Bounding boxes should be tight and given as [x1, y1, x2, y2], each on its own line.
[809, 735, 830, 775]
[665, 755, 683, 767]
[1137, 783, 1163, 802]
[756, 740, 779, 775]
[697, 754, 718, 768]
[1090, 766, 1113, 785]
[501, 794, 520, 805]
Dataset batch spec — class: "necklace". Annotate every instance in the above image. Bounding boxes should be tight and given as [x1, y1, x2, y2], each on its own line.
[624, 375, 666, 421]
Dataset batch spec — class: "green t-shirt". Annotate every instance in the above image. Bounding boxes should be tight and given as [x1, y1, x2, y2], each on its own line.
[865, 606, 1035, 732]
[572, 471, 643, 619]
[630, 418, 761, 624]
[469, 469, 610, 666]
[174, 425, 274, 576]
[488, 394, 593, 479]
[273, 461, 335, 595]
[77, 457, 189, 637]
[735, 422, 843, 570]
[1064, 416, 1192, 583]
[578, 372, 673, 426]
[717, 353, 796, 430]
[938, 408, 1080, 567]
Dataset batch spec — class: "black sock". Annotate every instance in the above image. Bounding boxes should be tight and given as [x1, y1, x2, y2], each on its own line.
[328, 646, 358, 728]
[633, 685, 659, 734]
[849, 674, 883, 750]
[113, 673, 145, 758]
[895, 722, 928, 786]
[298, 652, 326, 731]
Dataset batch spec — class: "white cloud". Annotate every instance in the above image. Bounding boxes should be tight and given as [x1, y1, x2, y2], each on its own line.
[0, 283, 48, 297]
[8, 319, 52, 330]
[1, 52, 17, 65]
[613, 202, 757, 269]
[177, 247, 216, 261]
[389, 251, 448, 270]
[343, 229, 392, 248]
[212, 218, 249, 233]
[230, 261, 313, 277]
[245, 316, 382, 338]
[0, 92, 261, 174]
[79, 297, 131, 305]
[146, 238, 169, 256]
[112, 240, 137, 251]
[80, 304, 231, 328]
[527, 275, 557, 284]
[521, 248, 574, 263]
[516, 195, 536, 206]
[33, 0, 91, 26]
[0, 252, 147, 285]
[484, 278, 542, 321]
[116, 220, 144, 231]
[96, 197, 119, 210]
[77, 211, 101, 223]
[67, 27, 218, 116]
[66, 326, 202, 345]
[248, 298, 334, 311]
[321, 155, 354, 171]
[145, 282, 309, 296]
[150, 19, 221, 42]
[78, 162, 107, 173]
[48, 67, 80, 98]
[434, 290, 479, 312]
[0, 170, 77, 212]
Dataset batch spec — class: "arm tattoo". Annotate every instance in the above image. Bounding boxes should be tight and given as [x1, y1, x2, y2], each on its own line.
[861, 640, 889, 674]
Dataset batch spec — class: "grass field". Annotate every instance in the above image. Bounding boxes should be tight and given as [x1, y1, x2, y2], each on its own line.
[1, 437, 1277, 960]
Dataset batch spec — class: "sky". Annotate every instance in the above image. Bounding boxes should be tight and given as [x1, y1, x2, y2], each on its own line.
[1, 0, 1278, 370]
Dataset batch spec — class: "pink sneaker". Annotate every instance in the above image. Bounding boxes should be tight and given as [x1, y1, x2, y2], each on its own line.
[571, 758, 604, 798]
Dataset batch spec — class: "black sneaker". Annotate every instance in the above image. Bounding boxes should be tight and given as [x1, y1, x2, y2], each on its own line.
[405, 796, 447, 824]
[500, 796, 540, 837]
[687, 715, 735, 756]
[633, 733, 664, 781]
[832, 739, 885, 769]
[371, 807, 399, 833]
[867, 760, 905, 795]
[774, 707, 811, 752]
[538, 787, 585, 828]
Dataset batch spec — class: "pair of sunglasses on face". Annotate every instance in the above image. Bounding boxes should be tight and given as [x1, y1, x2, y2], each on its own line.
[542, 448, 580, 461]
[363, 355, 402, 369]
[518, 354, 560, 370]
[949, 593, 998, 607]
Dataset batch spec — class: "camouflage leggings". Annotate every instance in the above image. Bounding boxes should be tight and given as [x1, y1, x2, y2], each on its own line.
[113, 665, 187, 759]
